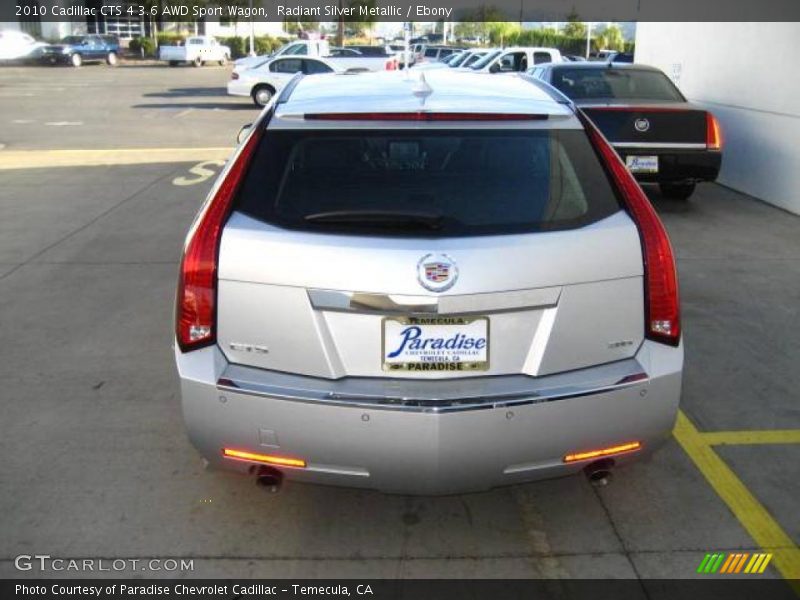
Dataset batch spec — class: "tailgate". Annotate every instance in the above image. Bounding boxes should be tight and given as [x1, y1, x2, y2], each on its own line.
[216, 211, 645, 380]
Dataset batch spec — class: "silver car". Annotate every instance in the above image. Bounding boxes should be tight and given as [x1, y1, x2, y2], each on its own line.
[174, 70, 683, 495]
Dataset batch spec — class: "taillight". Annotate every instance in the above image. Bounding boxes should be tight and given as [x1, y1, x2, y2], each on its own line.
[580, 111, 681, 346]
[304, 112, 548, 121]
[706, 112, 722, 150]
[175, 124, 262, 352]
[385, 57, 397, 71]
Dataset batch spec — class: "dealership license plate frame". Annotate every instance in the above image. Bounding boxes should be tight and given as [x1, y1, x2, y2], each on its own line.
[625, 155, 659, 173]
[382, 316, 490, 372]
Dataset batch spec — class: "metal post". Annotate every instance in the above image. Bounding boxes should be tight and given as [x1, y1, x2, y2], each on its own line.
[586, 22, 591, 58]
[249, 0, 255, 55]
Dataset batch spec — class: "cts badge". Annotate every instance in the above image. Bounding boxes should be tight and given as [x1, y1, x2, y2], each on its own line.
[417, 253, 458, 292]
[634, 118, 650, 132]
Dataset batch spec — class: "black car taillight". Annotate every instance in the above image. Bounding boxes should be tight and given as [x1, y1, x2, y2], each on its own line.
[175, 123, 262, 352]
[580, 111, 681, 346]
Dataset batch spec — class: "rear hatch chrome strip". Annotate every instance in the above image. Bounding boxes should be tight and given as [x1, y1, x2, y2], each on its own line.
[217, 359, 648, 413]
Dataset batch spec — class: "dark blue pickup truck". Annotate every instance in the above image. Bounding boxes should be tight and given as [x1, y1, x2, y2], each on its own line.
[40, 35, 120, 67]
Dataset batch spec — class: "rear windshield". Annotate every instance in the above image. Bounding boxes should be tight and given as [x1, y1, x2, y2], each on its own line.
[235, 129, 620, 237]
[551, 68, 684, 101]
[470, 50, 502, 69]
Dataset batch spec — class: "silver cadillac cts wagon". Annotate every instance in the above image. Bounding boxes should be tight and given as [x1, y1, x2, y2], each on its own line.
[174, 70, 682, 495]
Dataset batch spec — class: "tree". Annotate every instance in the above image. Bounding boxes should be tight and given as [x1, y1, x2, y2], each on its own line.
[486, 21, 520, 45]
[595, 23, 625, 51]
[562, 9, 586, 38]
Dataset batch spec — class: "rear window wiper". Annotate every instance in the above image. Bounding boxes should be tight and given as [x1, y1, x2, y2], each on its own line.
[304, 209, 444, 230]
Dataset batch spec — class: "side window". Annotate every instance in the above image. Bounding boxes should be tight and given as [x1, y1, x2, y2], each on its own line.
[270, 59, 303, 74]
[498, 52, 526, 72]
[533, 51, 551, 65]
[303, 59, 333, 74]
[285, 43, 308, 56]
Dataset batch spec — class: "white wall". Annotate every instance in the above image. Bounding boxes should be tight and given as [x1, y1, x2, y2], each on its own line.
[636, 22, 800, 214]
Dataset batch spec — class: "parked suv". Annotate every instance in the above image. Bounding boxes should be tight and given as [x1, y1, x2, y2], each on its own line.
[174, 70, 683, 495]
[40, 35, 119, 67]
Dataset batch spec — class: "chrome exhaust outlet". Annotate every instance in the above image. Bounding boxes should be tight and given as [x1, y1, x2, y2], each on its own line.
[584, 458, 614, 487]
[255, 466, 283, 493]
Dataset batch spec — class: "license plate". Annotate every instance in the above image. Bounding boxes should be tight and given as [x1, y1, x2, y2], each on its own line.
[625, 155, 659, 173]
[382, 316, 489, 372]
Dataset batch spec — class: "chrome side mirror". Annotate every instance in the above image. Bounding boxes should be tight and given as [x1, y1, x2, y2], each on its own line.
[237, 123, 252, 145]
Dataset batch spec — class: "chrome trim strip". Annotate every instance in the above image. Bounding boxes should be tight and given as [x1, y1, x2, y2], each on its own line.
[307, 287, 561, 316]
[612, 142, 708, 150]
[217, 370, 648, 414]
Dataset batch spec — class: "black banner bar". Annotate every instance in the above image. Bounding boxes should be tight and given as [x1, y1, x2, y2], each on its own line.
[4, 0, 800, 22]
[2, 579, 798, 600]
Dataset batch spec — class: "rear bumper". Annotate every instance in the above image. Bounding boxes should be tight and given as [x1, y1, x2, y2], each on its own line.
[226, 80, 251, 97]
[613, 146, 722, 184]
[176, 341, 682, 495]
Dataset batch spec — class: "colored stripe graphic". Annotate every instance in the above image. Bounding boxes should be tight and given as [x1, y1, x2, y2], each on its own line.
[698, 552, 774, 575]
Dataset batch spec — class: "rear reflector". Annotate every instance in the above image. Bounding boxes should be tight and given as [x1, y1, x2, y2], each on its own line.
[706, 112, 722, 150]
[563, 441, 641, 463]
[175, 121, 262, 352]
[580, 110, 681, 346]
[223, 448, 307, 468]
[304, 112, 548, 122]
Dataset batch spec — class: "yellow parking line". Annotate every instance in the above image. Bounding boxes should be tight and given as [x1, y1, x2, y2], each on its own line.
[700, 429, 800, 446]
[674, 411, 800, 591]
[0, 148, 232, 170]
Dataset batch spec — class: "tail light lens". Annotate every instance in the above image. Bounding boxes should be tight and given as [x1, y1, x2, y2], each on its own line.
[385, 57, 397, 71]
[175, 123, 262, 352]
[706, 112, 722, 150]
[580, 111, 681, 346]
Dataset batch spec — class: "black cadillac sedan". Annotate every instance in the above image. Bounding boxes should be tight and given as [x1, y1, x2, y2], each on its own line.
[528, 62, 722, 200]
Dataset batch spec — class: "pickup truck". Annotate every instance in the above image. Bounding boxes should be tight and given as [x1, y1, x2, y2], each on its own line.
[40, 35, 119, 67]
[233, 39, 331, 73]
[467, 47, 562, 73]
[159, 36, 231, 67]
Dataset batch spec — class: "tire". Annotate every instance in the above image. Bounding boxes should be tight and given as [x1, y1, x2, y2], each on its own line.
[70, 53, 82, 67]
[193, 56, 203, 68]
[219, 54, 228, 66]
[252, 85, 274, 108]
[106, 51, 118, 66]
[660, 182, 696, 200]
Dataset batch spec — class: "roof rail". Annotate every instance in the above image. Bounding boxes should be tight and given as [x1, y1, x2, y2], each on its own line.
[276, 72, 304, 105]
[519, 73, 576, 112]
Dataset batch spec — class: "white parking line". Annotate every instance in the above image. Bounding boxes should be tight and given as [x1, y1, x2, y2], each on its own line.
[0, 147, 232, 169]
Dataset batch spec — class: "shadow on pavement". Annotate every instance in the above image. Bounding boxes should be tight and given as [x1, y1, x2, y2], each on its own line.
[133, 102, 253, 111]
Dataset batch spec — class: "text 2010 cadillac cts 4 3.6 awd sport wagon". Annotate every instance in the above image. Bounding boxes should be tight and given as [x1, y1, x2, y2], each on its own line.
[174, 70, 683, 495]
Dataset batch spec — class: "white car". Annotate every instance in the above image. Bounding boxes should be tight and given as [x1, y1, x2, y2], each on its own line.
[228, 56, 342, 107]
[0, 30, 46, 62]
[159, 36, 231, 67]
[467, 47, 563, 73]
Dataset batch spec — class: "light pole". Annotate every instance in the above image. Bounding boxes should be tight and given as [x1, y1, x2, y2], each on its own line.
[248, 0, 255, 56]
[585, 22, 592, 58]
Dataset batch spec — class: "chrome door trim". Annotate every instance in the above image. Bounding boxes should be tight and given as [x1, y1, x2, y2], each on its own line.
[612, 142, 707, 150]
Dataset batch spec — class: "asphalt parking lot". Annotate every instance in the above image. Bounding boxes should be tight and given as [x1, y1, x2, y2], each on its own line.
[0, 65, 798, 585]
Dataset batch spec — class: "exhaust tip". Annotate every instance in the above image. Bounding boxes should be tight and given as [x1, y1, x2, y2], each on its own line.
[255, 466, 283, 493]
[584, 458, 615, 487]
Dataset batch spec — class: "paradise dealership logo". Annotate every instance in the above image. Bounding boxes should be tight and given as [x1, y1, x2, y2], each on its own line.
[697, 552, 773, 574]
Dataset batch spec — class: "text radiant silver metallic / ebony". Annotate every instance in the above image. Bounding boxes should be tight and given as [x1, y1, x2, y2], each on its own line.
[174, 70, 683, 494]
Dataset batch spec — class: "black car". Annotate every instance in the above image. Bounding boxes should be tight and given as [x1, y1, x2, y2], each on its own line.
[529, 62, 722, 200]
